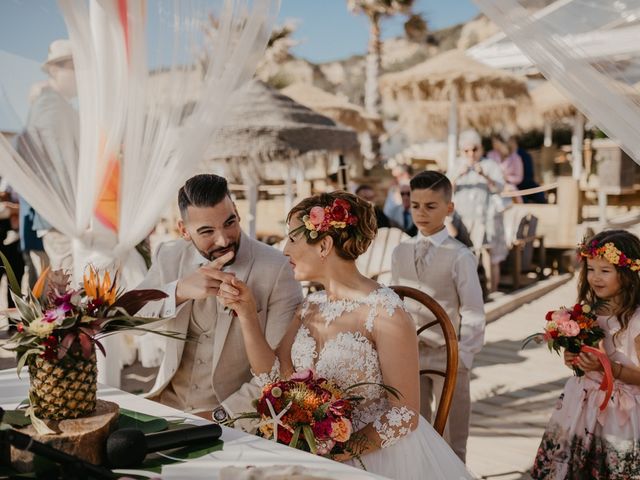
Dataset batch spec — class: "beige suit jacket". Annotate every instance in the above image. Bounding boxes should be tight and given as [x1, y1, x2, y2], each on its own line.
[138, 232, 303, 416]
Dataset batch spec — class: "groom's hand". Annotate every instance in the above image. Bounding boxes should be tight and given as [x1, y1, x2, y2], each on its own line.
[175, 251, 236, 305]
[217, 278, 257, 320]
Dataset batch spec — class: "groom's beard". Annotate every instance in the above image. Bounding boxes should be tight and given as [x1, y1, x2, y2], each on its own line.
[195, 239, 240, 267]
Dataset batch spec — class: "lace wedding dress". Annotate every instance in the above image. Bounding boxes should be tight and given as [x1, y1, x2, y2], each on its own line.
[256, 286, 474, 480]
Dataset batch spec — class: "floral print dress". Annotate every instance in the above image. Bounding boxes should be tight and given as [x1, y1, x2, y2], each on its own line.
[532, 309, 640, 479]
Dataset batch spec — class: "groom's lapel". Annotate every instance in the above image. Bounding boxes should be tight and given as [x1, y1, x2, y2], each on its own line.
[211, 232, 255, 373]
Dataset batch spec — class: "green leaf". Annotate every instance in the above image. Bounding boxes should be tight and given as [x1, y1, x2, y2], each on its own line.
[117, 408, 169, 434]
[289, 425, 301, 448]
[302, 424, 317, 454]
[0, 250, 21, 296]
[16, 348, 42, 376]
[1, 409, 31, 427]
[11, 294, 36, 323]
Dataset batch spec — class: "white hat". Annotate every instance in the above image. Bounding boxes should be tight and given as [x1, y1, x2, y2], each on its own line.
[42, 39, 73, 73]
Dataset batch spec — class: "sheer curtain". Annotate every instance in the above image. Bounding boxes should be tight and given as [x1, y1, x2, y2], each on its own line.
[0, 0, 278, 385]
[472, 0, 640, 163]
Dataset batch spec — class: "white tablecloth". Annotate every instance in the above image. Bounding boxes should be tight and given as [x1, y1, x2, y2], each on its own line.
[0, 369, 387, 479]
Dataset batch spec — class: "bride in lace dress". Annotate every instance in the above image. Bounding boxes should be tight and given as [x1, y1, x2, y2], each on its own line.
[217, 192, 474, 480]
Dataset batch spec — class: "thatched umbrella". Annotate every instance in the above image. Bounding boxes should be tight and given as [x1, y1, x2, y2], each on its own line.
[281, 82, 384, 134]
[532, 80, 640, 178]
[379, 49, 530, 172]
[205, 80, 360, 237]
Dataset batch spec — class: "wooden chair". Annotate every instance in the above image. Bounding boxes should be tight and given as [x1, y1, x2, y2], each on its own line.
[356, 227, 410, 284]
[500, 212, 546, 290]
[390, 285, 458, 436]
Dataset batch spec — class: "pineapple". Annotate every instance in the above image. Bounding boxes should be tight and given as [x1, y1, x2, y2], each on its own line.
[28, 351, 97, 420]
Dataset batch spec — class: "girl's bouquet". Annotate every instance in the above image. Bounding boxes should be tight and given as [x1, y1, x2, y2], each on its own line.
[524, 302, 613, 410]
[525, 303, 605, 376]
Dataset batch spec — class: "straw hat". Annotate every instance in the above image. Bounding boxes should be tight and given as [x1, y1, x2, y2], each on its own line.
[42, 39, 73, 73]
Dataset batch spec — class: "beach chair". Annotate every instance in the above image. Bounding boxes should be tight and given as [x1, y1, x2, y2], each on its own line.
[356, 227, 410, 284]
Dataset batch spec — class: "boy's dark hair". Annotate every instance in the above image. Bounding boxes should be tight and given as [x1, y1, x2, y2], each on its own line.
[178, 174, 230, 218]
[578, 229, 640, 342]
[355, 184, 373, 196]
[409, 170, 452, 202]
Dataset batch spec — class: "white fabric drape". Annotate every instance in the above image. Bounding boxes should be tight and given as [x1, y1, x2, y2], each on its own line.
[0, 0, 278, 385]
[472, 0, 640, 163]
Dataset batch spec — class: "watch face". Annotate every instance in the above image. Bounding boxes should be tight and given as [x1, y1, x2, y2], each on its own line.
[213, 407, 227, 422]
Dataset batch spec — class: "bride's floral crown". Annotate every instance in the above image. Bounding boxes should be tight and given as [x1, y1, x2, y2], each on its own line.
[291, 198, 358, 240]
[578, 239, 640, 271]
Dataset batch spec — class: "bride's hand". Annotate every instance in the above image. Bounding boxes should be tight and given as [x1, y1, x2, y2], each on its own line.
[218, 277, 258, 320]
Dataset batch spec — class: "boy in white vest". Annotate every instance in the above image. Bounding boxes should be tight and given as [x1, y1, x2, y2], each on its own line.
[391, 170, 485, 463]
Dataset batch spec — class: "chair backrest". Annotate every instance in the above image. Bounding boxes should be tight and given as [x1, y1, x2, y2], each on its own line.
[356, 227, 410, 284]
[389, 285, 458, 436]
[518, 214, 538, 271]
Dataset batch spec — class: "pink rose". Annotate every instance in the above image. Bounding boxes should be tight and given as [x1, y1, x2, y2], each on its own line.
[290, 368, 315, 382]
[557, 319, 580, 337]
[551, 309, 571, 324]
[309, 206, 325, 226]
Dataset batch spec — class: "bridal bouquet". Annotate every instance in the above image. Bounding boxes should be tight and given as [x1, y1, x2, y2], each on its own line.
[254, 369, 359, 456]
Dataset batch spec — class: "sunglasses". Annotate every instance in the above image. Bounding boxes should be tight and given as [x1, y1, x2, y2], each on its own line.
[463, 147, 479, 153]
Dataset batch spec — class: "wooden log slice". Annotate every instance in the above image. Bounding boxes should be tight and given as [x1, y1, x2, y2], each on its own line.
[10, 399, 119, 471]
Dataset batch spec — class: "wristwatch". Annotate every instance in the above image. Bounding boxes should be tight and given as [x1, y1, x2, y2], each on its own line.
[212, 406, 229, 424]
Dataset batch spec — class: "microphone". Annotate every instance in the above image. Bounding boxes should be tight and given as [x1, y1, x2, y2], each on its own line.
[106, 423, 222, 468]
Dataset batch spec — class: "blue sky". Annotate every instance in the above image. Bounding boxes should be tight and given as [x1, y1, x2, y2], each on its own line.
[0, 0, 479, 130]
[1, 0, 479, 63]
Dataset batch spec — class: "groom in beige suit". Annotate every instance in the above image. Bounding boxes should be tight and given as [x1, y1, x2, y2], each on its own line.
[139, 174, 302, 424]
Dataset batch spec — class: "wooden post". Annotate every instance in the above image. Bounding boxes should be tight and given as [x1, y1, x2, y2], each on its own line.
[543, 121, 552, 147]
[571, 113, 585, 180]
[447, 89, 458, 175]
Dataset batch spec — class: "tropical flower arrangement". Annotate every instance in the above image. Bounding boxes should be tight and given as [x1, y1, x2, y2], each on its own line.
[524, 303, 606, 377]
[0, 252, 178, 425]
[229, 369, 394, 463]
[295, 198, 358, 240]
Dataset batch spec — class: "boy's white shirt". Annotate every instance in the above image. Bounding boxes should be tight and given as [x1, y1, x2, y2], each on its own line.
[392, 226, 485, 370]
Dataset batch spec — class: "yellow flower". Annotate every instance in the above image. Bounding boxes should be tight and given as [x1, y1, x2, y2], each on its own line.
[83, 266, 117, 305]
[582, 304, 591, 314]
[27, 318, 55, 338]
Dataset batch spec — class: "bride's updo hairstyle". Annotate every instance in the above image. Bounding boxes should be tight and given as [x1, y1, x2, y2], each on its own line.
[287, 191, 377, 260]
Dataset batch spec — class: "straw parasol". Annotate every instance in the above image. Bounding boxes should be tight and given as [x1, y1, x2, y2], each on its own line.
[204, 80, 360, 237]
[379, 49, 530, 172]
[281, 82, 384, 134]
[531, 79, 640, 178]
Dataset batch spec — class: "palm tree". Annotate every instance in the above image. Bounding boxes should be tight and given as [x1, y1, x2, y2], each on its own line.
[347, 0, 414, 164]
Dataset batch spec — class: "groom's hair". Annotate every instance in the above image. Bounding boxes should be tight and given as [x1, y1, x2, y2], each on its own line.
[178, 174, 230, 218]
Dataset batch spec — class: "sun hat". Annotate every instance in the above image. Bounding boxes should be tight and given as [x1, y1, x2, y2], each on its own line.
[42, 39, 73, 73]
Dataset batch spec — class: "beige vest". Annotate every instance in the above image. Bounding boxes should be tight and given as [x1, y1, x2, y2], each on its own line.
[393, 237, 464, 348]
[159, 296, 219, 412]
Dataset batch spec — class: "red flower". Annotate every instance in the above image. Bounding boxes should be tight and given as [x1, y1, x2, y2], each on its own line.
[545, 311, 554, 321]
[550, 330, 559, 339]
[277, 427, 293, 444]
[330, 202, 348, 222]
[572, 304, 582, 315]
[312, 418, 333, 439]
[16, 323, 24, 333]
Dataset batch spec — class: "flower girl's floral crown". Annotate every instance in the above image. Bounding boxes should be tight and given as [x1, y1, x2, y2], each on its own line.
[578, 239, 640, 271]
[291, 198, 358, 240]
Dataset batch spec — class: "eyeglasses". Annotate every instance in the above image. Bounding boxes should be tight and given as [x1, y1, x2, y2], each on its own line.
[463, 147, 479, 153]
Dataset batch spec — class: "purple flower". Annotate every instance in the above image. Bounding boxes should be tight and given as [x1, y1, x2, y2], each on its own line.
[43, 304, 72, 325]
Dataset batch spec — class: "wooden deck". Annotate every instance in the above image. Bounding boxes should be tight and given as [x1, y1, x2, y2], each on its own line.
[467, 277, 579, 479]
